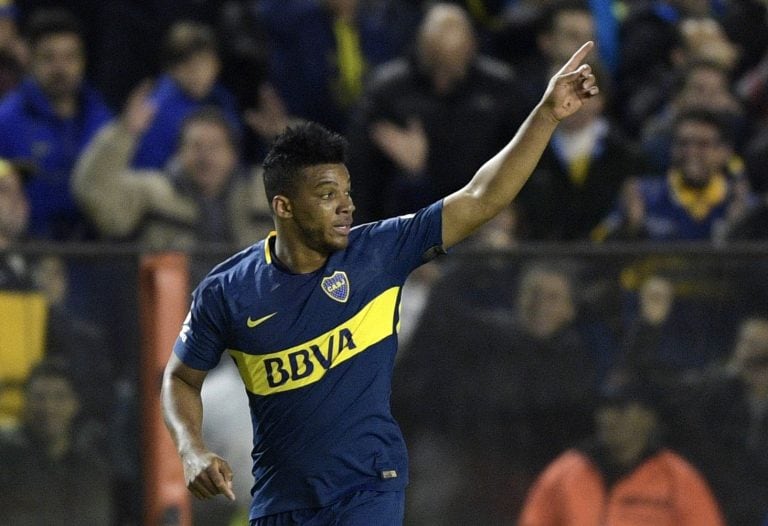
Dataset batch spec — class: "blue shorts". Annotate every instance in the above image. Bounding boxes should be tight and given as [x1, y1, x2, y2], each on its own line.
[250, 490, 405, 526]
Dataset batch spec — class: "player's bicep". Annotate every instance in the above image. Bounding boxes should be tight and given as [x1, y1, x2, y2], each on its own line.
[165, 352, 208, 391]
[441, 188, 493, 249]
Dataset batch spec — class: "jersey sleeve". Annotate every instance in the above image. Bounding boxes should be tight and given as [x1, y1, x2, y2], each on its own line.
[172, 279, 230, 370]
[361, 199, 444, 280]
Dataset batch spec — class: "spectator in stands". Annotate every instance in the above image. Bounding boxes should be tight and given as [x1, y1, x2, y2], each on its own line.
[501, 263, 599, 464]
[593, 108, 755, 242]
[394, 262, 597, 523]
[507, 1, 597, 113]
[0, 8, 112, 240]
[0, 0, 27, 98]
[726, 192, 768, 240]
[618, 8, 740, 137]
[0, 156, 45, 428]
[72, 83, 272, 250]
[130, 20, 242, 170]
[740, 133, 768, 202]
[31, 254, 110, 428]
[256, 0, 418, 134]
[515, 62, 650, 240]
[640, 58, 745, 175]
[243, 82, 305, 165]
[346, 3, 528, 223]
[518, 378, 726, 525]
[618, 273, 716, 389]
[676, 316, 768, 526]
[675, 15, 740, 72]
[734, 29, 768, 195]
[0, 157, 31, 288]
[0, 359, 113, 525]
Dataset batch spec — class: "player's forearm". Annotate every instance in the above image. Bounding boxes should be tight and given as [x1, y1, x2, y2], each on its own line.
[161, 373, 207, 455]
[441, 104, 559, 248]
[467, 104, 558, 214]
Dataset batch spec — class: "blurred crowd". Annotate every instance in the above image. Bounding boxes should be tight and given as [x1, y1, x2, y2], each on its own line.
[1, 0, 768, 524]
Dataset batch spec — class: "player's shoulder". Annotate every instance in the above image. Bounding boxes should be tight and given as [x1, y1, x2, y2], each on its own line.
[357, 202, 442, 232]
[351, 210, 421, 240]
[345, 202, 443, 257]
[197, 239, 267, 290]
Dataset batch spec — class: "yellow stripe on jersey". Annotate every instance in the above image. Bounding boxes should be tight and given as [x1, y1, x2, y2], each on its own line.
[229, 287, 400, 396]
[264, 231, 276, 264]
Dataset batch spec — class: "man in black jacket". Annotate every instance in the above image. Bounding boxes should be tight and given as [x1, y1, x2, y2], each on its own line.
[346, 3, 530, 224]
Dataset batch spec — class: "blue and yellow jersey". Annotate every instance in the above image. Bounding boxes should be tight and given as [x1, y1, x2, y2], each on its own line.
[173, 200, 444, 520]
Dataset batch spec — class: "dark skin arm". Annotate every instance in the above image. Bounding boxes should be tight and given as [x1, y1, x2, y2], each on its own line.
[442, 41, 599, 248]
[161, 353, 236, 501]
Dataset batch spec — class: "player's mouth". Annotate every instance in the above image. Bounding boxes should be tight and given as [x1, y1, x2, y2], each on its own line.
[332, 222, 352, 235]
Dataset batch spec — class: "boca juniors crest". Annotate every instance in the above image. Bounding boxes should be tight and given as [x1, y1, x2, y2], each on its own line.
[321, 271, 350, 303]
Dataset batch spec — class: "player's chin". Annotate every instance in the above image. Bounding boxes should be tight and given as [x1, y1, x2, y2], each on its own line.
[325, 232, 350, 251]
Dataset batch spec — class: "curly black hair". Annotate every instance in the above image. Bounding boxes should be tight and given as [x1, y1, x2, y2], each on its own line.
[262, 122, 348, 204]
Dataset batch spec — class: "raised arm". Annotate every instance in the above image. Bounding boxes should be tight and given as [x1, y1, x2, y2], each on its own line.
[161, 353, 235, 501]
[441, 41, 599, 249]
[72, 81, 158, 237]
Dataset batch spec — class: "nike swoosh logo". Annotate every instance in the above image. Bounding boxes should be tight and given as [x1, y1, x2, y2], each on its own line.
[247, 312, 277, 328]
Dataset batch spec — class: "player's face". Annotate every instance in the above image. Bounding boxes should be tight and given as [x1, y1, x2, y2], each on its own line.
[290, 164, 355, 253]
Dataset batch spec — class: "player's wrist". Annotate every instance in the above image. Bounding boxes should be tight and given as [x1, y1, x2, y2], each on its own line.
[529, 103, 562, 130]
[178, 438, 208, 458]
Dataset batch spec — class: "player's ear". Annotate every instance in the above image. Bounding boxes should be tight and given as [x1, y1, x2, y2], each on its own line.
[273, 195, 292, 218]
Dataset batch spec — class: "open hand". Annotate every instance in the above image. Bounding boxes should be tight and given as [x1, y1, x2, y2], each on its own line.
[370, 118, 428, 175]
[540, 41, 599, 122]
[245, 83, 290, 140]
[121, 79, 157, 136]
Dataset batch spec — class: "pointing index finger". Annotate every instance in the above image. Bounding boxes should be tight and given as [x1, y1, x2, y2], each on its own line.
[214, 463, 236, 501]
[204, 458, 236, 501]
[558, 41, 595, 75]
[212, 474, 235, 501]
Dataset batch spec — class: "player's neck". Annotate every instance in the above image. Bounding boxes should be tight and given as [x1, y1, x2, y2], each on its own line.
[272, 234, 328, 274]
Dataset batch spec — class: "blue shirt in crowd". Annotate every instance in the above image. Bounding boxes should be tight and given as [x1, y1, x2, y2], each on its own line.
[131, 74, 242, 170]
[0, 77, 112, 239]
